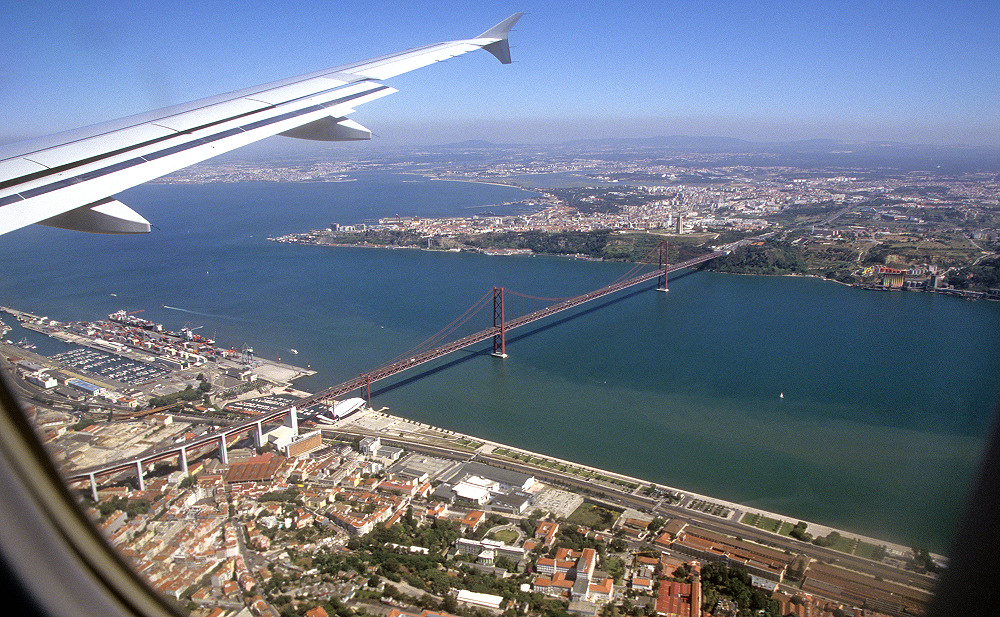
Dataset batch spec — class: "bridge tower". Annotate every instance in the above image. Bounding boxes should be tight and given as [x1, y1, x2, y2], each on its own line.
[657, 240, 669, 292]
[492, 286, 507, 358]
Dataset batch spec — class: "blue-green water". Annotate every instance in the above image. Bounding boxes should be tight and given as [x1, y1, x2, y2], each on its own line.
[1, 173, 997, 553]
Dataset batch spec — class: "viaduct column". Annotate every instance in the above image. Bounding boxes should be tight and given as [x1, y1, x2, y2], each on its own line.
[179, 446, 188, 475]
[657, 240, 669, 292]
[89, 472, 98, 502]
[218, 434, 229, 465]
[254, 420, 264, 449]
[135, 460, 145, 492]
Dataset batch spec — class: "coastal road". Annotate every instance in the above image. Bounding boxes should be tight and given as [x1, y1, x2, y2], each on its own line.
[321, 425, 937, 594]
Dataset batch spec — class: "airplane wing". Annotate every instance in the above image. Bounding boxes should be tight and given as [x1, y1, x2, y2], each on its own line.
[0, 13, 523, 236]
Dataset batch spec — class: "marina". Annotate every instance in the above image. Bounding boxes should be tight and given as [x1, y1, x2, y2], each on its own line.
[2, 306, 313, 378]
[50, 348, 170, 387]
[0, 305, 315, 411]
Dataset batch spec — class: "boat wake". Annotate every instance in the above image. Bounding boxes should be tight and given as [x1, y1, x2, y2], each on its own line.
[161, 305, 235, 320]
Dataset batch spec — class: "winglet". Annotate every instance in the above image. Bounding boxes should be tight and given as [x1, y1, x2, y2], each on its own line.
[475, 13, 523, 64]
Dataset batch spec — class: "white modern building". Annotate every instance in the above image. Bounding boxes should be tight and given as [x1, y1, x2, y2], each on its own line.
[332, 397, 365, 420]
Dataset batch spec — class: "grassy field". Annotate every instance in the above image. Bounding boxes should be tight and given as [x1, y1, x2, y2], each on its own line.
[566, 501, 622, 531]
[488, 529, 520, 545]
[490, 447, 634, 487]
[825, 534, 858, 553]
[454, 438, 482, 450]
[741, 512, 784, 534]
[602, 231, 718, 262]
[866, 233, 981, 268]
[742, 513, 887, 561]
[854, 540, 886, 561]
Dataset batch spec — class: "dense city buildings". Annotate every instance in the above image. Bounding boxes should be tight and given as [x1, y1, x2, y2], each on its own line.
[255, 142, 999, 297]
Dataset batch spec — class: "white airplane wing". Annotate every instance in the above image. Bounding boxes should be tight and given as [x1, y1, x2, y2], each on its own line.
[0, 13, 523, 236]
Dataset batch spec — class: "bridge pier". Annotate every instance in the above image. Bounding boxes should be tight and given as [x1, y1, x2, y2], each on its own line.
[657, 240, 669, 292]
[89, 472, 98, 502]
[135, 460, 145, 492]
[254, 420, 263, 449]
[285, 406, 298, 435]
[179, 446, 188, 475]
[492, 286, 507, 358]
[218, 434, 229, 465]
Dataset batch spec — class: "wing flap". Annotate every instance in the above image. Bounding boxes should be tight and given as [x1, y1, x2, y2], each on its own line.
[37, 198, 151, 234]
[279, 117, 372, 141]
[238, 75, 355, 106]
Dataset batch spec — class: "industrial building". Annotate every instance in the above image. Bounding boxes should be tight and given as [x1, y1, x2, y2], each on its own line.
[442, 461, 535, 492]
[286, 431, 323, 457]
[359, 436, 404, 461]
[67, 377, 104, 397]
[455, 537, 525, 564]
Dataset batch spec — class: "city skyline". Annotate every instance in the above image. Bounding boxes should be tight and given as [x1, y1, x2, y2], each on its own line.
[3, 0, 999, 149]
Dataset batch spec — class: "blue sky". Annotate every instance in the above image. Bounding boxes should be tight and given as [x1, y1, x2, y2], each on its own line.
[2, 0, 998, 147]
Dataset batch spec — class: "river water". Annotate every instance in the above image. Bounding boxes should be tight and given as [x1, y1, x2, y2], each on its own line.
[1, 173, 997, 553]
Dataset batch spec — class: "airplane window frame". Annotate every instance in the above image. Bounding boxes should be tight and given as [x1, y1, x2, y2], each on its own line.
[0, 371, 182, 617]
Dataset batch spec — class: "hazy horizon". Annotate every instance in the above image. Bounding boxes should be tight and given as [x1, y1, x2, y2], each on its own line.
[3, 1, 998, 150]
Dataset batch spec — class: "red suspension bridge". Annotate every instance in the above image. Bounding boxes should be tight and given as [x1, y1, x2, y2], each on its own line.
[299, 242, 726, 408]
[66, 241, 731, 491]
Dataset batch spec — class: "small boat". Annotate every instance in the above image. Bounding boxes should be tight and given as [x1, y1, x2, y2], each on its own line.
[779, 392, 784, 399]
[290, 349, 299, 355]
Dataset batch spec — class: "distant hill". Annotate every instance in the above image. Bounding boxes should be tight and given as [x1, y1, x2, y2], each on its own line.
[436, 139, 499, 149]
[549, 136, 1000, 172]
[562, 135, 759, 151]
